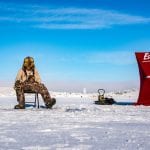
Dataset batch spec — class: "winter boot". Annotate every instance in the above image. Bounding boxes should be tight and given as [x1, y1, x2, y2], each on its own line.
[14, 104, 25, 109]
[46, 98, 56, 109]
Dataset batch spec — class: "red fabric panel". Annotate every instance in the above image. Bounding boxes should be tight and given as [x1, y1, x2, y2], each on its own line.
[135, 52, 150, 105]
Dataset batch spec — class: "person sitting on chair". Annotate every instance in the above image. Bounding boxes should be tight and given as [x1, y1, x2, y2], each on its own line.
[14, 56, 56, 109]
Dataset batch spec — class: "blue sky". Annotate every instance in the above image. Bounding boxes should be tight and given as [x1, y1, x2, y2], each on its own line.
[0, 0, 150, 92]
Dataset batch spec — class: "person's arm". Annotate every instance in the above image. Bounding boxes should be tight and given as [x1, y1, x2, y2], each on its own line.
[14, 69, 24, 90]
[15, 69, 24, 82]
[34, 68, 41, 83]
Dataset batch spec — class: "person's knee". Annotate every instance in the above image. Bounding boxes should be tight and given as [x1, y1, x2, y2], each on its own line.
[38, 83, 47, 90]
[15, 80, 23, 90]
[39, 83, 45, 87]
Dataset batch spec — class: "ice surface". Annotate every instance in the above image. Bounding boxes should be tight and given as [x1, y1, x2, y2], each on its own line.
[0, 87, 150, 150]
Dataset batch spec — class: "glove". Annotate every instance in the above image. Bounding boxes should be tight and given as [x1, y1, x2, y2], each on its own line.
[28, 75, 35, 83]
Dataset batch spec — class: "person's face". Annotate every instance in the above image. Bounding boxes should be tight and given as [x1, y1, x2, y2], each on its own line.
[24, 57, 34, 70]
[26, 65, 32, 71]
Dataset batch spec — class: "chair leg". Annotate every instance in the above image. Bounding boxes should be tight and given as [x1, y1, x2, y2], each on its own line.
[36, 93, 40, 109]
[35, 93, 37, 108]
[34, 93, 39, 108]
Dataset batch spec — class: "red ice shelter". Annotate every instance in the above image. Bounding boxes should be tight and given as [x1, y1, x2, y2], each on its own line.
[135, 52, 150, 105]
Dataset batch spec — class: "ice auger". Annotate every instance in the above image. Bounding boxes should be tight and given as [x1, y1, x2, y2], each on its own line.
[94, 89, 116, 105]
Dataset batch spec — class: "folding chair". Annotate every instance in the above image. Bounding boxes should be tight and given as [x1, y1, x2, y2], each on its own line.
[24, 90, 40, 108]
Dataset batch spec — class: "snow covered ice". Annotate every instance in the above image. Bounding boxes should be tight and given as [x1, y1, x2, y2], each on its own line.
[0, 87, 150, 150]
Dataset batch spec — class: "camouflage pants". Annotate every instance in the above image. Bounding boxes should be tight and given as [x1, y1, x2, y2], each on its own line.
[15, 80, 52, 106]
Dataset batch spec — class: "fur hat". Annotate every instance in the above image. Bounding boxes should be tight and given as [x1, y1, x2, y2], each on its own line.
[22, 56, 35, 71]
